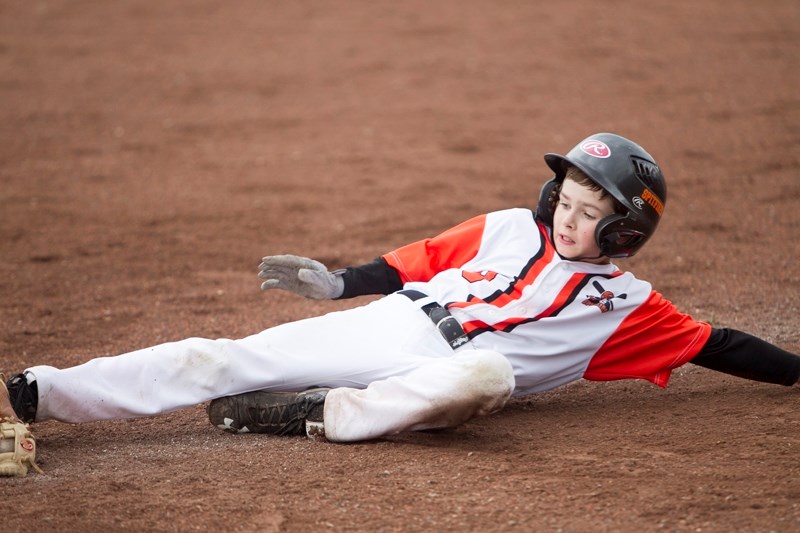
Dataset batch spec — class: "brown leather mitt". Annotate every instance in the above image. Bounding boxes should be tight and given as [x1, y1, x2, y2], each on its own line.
[0, 417, 42, 476]
[0, 374, 42, 477]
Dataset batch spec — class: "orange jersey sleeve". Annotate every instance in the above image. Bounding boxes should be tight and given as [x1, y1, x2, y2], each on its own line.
[382, 214, 488, 283]
[583, 291, 712, 387]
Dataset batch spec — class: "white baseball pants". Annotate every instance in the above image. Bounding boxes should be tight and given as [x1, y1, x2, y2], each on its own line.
[26, 293, 515, 442]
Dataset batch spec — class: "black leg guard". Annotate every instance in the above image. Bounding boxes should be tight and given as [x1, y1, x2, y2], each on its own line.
[5, 374, 38, 423]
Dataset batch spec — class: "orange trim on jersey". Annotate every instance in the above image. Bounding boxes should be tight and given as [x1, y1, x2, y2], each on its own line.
[459, 271, 597, 335]
[382, 214, 488, 283]
[532, 272, 591, 320]
[583, 291, 712, 387]
[448, 221, 555, 312]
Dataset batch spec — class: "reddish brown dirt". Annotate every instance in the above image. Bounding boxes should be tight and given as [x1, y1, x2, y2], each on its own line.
[1, 1, 799, 531]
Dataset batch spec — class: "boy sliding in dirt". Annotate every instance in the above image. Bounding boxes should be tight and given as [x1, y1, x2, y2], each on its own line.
[2, 133, 798, 476]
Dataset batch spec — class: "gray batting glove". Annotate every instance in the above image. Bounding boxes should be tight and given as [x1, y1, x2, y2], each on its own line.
[258, 255, 345, 300]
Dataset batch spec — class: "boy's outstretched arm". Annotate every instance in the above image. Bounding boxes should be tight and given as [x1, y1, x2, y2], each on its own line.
[690, 328, 800, 387]
[257, 255, 403, 300]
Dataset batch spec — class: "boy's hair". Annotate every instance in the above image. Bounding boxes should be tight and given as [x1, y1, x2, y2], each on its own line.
[555, 165, 626, 215]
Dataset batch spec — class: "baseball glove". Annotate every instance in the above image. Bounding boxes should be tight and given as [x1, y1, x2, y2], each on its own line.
[0, 417, 42, 477]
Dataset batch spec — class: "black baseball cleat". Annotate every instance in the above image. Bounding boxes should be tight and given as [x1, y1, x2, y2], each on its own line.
[4, 373, 38, 423]
[207, 388, 328, 439]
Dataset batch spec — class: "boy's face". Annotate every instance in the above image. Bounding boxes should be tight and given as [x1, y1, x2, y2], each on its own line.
[552, 178, 616, 264]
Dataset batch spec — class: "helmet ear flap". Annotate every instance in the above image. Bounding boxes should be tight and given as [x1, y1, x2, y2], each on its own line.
[536, 178, 561, 226]
[595, 214, 647, 258]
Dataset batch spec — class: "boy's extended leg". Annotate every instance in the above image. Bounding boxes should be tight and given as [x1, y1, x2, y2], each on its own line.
[18, 294, 485, 424]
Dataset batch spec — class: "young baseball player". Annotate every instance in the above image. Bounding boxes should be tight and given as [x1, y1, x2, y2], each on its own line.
[2, 133, 799, 475]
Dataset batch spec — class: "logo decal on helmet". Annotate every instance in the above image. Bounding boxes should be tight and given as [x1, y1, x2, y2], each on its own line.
[640, 189, 664, 216]
[579, 140, 611, 158]
[632, 196, 645, 210]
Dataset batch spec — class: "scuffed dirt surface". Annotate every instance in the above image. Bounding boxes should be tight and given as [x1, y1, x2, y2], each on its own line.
[1, 1, 798, 531]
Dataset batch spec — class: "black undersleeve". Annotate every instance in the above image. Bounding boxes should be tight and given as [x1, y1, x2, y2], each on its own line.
[337, 257, 404, 299]
[690, 328, 800, 386]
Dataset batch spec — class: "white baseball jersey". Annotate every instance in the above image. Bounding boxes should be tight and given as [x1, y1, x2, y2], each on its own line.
[384, 208, 711, 396]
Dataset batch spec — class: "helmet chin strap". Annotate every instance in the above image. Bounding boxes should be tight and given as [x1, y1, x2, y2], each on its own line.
[557, 252, 608, 263]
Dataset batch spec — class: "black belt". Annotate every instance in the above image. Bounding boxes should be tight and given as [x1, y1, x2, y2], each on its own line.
[399, 290, 469, 350]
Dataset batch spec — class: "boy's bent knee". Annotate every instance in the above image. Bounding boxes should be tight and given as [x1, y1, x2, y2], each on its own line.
[322, 350, 515, 441]
[453, 349, 515, 415]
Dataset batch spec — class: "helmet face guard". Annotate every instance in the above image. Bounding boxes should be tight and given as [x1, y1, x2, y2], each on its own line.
[536, 133, 667, 258]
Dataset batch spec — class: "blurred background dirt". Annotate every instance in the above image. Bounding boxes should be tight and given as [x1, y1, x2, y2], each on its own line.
[1, 1, 798, 531]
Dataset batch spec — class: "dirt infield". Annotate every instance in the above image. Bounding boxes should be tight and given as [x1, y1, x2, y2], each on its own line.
[1, 1, 798, 531]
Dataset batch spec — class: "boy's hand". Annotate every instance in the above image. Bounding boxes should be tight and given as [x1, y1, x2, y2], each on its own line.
[258, 255, 344, 300]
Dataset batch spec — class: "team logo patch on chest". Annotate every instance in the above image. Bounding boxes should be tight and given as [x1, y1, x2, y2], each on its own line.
[582, 280, 627, 313]
[461, 270, 498, 283]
